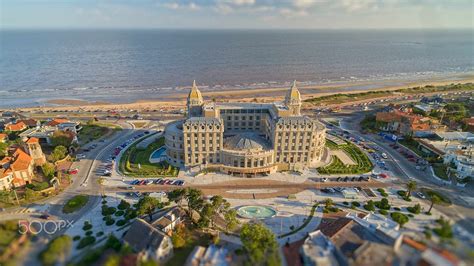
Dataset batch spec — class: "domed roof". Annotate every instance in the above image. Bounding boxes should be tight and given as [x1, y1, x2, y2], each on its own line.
[224, 133, 267, 151]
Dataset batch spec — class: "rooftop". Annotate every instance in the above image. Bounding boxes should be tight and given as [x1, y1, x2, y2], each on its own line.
[224, 133, 270, 151]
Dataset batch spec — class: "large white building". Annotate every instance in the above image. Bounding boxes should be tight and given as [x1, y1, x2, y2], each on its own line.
[164, 81, 326, 177]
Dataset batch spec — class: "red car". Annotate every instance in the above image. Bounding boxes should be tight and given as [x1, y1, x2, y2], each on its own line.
[379, 173, 389, 178]
[68, 168, 79, 175]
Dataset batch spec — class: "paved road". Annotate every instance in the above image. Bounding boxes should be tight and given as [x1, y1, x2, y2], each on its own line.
[338, 111, 474, 233]
[17, 121, 137, 266]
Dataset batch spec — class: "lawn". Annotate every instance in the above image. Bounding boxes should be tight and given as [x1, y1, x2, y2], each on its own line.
[432, 163, 450, 181]
[119, 137, 179, 177]
[166, 230, 212, 266]
[78, 123, 120, 144]
[421, 188, 451, 206]
[63, 195, 89, 213]
[317, 143, 373, 175]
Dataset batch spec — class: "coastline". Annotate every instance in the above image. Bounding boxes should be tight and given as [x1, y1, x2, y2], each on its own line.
[4, 73, 474, 112]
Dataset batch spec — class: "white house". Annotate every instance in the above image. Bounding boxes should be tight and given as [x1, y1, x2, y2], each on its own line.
[123, 218, 173, 263]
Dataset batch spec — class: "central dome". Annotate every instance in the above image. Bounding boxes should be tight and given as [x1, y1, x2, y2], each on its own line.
[224, 133, 267, 151]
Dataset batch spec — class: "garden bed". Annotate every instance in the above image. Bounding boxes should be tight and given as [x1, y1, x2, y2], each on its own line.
[63, 195, 89, 214]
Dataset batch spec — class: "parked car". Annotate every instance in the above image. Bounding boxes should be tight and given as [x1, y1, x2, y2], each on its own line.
[68, 168, 79, 175]
[417, 192, 426, 199]
[381, 153, 388, 159]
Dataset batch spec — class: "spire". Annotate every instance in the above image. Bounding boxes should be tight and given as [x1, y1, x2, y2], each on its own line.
[188, 80, 203, 103]
[286, 80, 301, 103]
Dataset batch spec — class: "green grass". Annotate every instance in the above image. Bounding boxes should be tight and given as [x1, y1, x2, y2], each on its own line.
[421, 188, 451, 205]
[304, 83, 474, 106]
[119, 137, 179, 177]
[166, 231, 212, 266]
[78, 124, 116, 144]
[325, 139, 340, 150]
[317, 143, 373, 175]
[63, 195, 89, 214]
[432, 163, 450, 181]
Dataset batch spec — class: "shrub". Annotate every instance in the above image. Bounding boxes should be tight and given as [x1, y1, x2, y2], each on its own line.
[117, 200, 130, 210]
[105, 218, 115, 226]
[101, 206, 116, 216]
[343, 201, 349, 205]
[39, 235, 72, 266]
[394, 207, 401, 211]
[433, 217, 453, 239]
[77, 236, 96, 249]
[397, 190, 406, 197]
[363, 200, 375, 211]
[424, 230, 432, 239]
[379, 210, 388, 215]
[82, 223, 92, 231]
[63, 195, 89, 213]
[377, 188, 385, 193]
[73, 235, 81, 241]
[390, 212, 409, 227]
[116, 220, 126, 226]
[114, 210, 124, 217]
[381, 192, 388, 197]
[407, 203, 421, 214]
[96, 231, 104, 237]
[102, 200, 107, 204]
[351, 201, 361, 207]
[85, 231, 93, 236]
[374, 198, 390, 210]
[408, 214, 414, 218]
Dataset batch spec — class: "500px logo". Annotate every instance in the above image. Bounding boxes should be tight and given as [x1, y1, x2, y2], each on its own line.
[18, 220, 74, 235]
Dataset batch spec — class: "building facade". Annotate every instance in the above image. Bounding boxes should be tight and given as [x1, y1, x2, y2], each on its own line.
[164, 81, 326, 176]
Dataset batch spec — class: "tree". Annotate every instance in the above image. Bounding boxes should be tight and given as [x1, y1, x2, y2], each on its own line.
[197, 203, 213, 228]
[50, 131, 73, 148]
[41, 163, 56, 180]
[168, 188, 186, 207]
[406, 181, 417, 198]
[39, 235, 72, 266]
[0, 142, 8, 158]
[136, 196, 161, 221]
[224, 209, 239, 232]
[185, 188, 204, 221]
[240, 223, 280, 265]
[427, 194, 441, 214]
[51, 145, 68, 162]
[210, 195, 230, 228]
[324, 198, 333, 209]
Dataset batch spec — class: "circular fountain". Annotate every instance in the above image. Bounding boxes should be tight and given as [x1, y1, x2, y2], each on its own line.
[236, 205, 277, 219]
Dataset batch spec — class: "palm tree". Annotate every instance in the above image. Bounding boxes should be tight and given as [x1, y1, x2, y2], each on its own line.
[427, 194, 441, 214]
[324, 198, 333, 209]
[406, 181, 417, 198]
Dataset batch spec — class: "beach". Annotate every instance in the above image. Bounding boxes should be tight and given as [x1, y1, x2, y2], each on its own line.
[8, 73, 474, 113]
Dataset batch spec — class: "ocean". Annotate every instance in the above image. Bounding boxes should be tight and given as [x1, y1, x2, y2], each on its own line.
[0, 29, 473, 108]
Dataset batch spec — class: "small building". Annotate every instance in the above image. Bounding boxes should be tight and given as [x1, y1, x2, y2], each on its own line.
[25, 137, 46, 166]
[123, 218, 173, 263]
[300, 230, 345, 266]
[152, 207, 186, 235]
[185, 245, 230, 266]
[5, 121, 27, 132]
[17, 119, 39, 128]
[0, 148, 34, 188]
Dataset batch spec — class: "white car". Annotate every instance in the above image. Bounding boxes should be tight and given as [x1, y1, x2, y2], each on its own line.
[322, 177, 328, 182]
[76, 154, 86, 159]
[417, 192, 426, 199]
[381, 153, 388, 159]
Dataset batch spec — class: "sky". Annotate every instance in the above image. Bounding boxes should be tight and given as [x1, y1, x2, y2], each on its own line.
[1, 0, 473, 29]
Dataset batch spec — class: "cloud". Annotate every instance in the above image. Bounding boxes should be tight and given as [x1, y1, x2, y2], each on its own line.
[163, 1, 201, 11]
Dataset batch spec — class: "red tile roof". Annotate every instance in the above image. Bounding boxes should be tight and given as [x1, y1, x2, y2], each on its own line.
[0, 133, 7, 141]
[26, 137, 39, 144]
[46, 118, 70, 127]
[10, 148, 32, 171]
[5, 121, 27, 131]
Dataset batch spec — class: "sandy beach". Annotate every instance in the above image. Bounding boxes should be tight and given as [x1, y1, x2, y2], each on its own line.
[10, 74, 474, 113]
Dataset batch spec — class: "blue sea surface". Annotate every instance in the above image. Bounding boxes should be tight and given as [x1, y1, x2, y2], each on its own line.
[0, 29, 473, 107]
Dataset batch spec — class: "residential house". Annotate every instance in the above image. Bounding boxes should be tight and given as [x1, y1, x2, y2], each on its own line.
[5, 121, 27, 132]
[0, 133, 8, 143]
[0, 148, 34, 188]
[376, 106, 437, 136]
[152, 207, 186, 235]
[45, 118, 70, 127]
[17, 119, 39, 128]
[123, 218, 173, 263]
[300, 213, 461, 266]
[185, 245, 230, 266]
